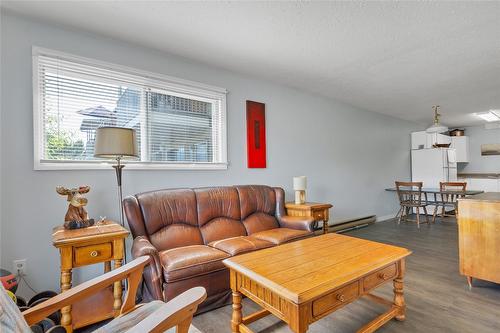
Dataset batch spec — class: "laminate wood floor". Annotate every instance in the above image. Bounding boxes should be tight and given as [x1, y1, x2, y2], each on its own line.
[193, 217, 500, 333]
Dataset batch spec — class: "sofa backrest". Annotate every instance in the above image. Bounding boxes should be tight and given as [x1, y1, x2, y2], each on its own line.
[124, 189, 204, 251]
[235, 185, 280, 234]
[194, 187, 247, 244]
[124, 185, 285, 250]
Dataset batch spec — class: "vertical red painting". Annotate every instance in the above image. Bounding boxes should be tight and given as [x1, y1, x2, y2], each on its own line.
[246, 101, 266, 168]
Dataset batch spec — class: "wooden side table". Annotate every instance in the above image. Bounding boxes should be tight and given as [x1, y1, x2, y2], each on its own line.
[52, 220, 129, 333]
[285, 202, 333, 234]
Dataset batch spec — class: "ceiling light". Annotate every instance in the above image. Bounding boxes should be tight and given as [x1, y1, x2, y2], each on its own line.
[426, 105, 448, 133]
[476, 111, 500, 122]
[490, 109, 500, 117]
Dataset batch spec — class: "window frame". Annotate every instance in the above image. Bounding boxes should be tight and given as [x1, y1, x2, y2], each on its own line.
[32, 47, 228, 170]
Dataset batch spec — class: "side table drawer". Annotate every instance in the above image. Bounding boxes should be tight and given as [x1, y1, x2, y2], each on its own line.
[363, 264, 397, 292]
[74, 243, 112, 266]
[312, 281, 360, 317]
[313, 210, 326, 221]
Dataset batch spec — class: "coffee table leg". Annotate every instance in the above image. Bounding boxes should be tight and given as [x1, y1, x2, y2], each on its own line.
[394, 259, 406, 321]
[231, 291, 242, 333]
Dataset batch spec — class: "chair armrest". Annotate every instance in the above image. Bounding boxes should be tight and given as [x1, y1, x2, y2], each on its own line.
[278, 215, 316, 232]
[127, 287, 206, 333]
[132, 236, 164, 300]
[23, 256, 150, 326]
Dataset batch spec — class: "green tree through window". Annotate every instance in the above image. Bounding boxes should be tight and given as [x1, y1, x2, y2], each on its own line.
[45, 114, 85, 160]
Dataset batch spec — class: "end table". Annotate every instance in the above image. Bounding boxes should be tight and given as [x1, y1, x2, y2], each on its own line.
[285, 202, 333, 234]
[52, 220, 129, 332]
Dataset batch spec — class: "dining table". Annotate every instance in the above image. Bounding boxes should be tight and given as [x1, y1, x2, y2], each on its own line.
[385, 187, 484, 205]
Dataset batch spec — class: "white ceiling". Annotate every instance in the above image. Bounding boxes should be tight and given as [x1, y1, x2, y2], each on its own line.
[2, 1, 500, 127]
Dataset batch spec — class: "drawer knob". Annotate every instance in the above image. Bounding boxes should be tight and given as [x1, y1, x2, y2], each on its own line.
[336, 294, 345, 302]
[378, 272, 388, 280]
[90, 251, 99, 257]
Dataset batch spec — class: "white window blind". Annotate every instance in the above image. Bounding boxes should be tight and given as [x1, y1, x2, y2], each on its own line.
[33, 48, 227, 170]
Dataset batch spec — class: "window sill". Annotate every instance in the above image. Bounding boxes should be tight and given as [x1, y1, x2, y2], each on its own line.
[34, 161, 229, 171]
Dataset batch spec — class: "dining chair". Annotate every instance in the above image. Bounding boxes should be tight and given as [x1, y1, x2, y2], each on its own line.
[1, 256, 206, 333]
[395, 181, 430, 228]
[437, 182, 467, 219]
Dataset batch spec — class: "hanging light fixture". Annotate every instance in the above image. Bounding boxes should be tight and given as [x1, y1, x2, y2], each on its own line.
[426, 105, 448, 133]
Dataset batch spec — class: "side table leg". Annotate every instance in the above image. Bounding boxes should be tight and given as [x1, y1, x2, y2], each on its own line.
[231, 291, 242, 333]
[394, 259, 406, 321]
[323, 217, 329, 234]
[113, 259, 123, 312]
[104, 261, 111, 273]
[60, 268, 72, 331]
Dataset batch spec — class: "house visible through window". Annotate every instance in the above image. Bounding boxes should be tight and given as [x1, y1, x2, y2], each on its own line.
[33, 48, 227, 170]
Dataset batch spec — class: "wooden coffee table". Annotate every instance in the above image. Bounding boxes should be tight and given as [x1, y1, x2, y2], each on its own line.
[223, 233, 411, 333]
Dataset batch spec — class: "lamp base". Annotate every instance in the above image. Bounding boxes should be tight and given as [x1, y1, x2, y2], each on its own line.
[295, 190, 306, 205]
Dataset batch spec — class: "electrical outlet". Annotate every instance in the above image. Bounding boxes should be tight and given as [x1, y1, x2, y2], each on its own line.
[13, 259, 27, 276]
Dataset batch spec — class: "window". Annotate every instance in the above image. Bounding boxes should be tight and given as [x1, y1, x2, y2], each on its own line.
[33, 47, 227, 170]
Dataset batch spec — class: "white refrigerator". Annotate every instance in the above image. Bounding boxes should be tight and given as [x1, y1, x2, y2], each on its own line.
[411, 148, 457, 214]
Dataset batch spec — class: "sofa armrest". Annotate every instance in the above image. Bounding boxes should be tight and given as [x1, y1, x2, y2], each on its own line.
[132, 236, 164, 301]
[278, 215, 316, 232]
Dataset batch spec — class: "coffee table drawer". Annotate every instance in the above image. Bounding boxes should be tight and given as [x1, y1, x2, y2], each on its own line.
[312, 281, 359, 317]
[363, 264, 397, 292]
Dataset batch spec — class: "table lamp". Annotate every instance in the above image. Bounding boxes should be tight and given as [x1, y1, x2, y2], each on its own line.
[293, 176, 307, 204]
[94, 127, 138, 228]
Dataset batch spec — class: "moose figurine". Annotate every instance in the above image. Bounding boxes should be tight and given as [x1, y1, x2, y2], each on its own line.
[56, 185, 95, 230]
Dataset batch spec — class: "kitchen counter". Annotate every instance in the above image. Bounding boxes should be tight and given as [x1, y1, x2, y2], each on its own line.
[457, 192, 500, 287]
[457, 173, 500, 179]
[458, 192, 500, 203]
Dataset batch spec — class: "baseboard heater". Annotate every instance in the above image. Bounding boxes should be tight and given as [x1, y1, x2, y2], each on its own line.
[314, 215, 376, 234]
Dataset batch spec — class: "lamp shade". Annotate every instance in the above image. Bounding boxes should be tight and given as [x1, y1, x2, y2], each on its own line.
[293, 176, 307, 191]
[425, 124, 449, 133]
[94, 127, 138, 159]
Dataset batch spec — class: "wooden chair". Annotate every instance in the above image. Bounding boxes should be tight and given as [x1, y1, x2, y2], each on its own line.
[437, 182, 467, 219]
[395, 181, 430, 228]
[3, 256, 206, 333]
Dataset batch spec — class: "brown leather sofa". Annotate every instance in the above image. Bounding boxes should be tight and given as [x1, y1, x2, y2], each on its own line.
[124, 185, 316, 312]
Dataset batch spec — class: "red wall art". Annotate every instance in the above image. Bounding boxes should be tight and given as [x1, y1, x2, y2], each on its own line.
[246, 100, 267, 168]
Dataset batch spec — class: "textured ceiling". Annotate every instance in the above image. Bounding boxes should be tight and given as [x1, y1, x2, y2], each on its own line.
[2, 1, 500, 126]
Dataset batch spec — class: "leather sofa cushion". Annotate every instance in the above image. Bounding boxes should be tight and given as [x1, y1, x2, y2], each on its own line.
[240, 212, 280, 235]
[235, 185, 280, 234]
[194, 187, 247, 244]
[135, 189, 203, 251]
[235, 185, 276, 219]
[251, 228, 312, 245]
[160, 245, 230, 282]
[208, 236, 274, 256]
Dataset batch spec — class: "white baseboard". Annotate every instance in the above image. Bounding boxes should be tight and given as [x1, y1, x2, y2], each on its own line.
[376, 213, 397, 222]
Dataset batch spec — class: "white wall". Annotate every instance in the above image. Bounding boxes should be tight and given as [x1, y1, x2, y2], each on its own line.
[458, 125, 500, 172]
[0, 12, 418, 297]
